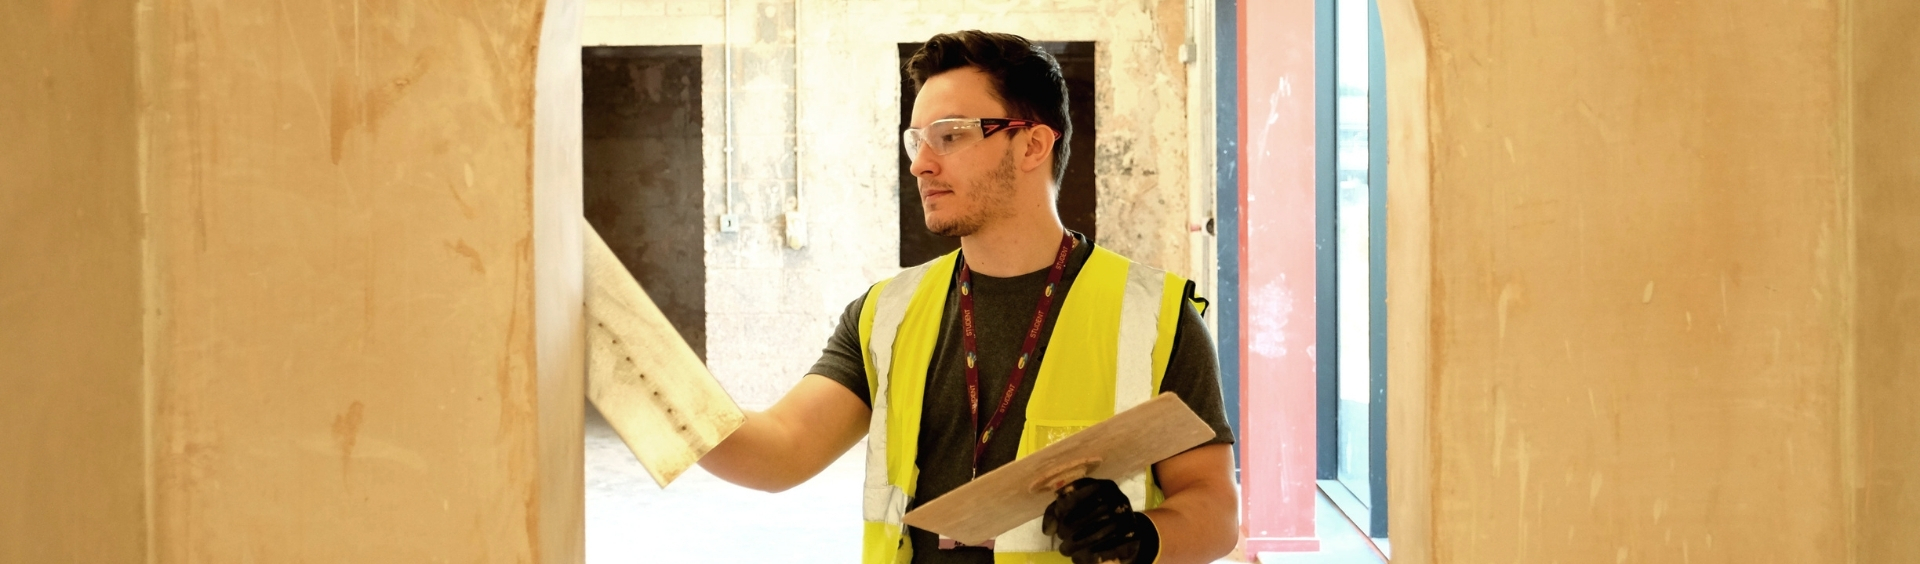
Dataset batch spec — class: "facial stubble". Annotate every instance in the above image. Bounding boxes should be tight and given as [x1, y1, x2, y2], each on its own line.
[925, 144, 1020, 238]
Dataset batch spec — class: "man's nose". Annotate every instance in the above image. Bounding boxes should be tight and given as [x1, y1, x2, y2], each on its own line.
[909, 144, 939, 177]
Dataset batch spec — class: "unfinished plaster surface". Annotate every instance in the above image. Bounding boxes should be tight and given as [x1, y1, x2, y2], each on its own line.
[1377, 0, 1433, 560]
[1854, 0, 1920, 560]
[587, 0, 1195, 409]
[138, 1, 583, 560]
[0, 2, 148, 562]
[1389, 0, 1857, 561]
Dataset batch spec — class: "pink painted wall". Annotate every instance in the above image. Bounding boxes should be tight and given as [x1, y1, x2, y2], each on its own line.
[1237, 0, 1321, 553]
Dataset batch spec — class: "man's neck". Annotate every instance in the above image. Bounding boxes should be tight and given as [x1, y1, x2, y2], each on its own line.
[959, 217, 1071, 278]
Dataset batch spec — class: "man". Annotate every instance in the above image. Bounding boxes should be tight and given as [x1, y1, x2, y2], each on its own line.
[697, 30, 1238, 564]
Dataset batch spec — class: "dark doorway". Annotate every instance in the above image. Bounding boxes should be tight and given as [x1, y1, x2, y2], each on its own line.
[896, 42, 1097, 267]
[581, 45, 707, 361]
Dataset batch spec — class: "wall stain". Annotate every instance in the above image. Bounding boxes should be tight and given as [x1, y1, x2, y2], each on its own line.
[449, 162, 478, 219]
[446, 239, 486, 274]
[328, 53, 435, 164]
[331, 400, 365, 478]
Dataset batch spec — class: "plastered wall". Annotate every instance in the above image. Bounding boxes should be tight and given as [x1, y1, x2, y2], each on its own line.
[584, 0, 1197, 408]
[140, 1, 583, 559]
[3, 1, 586, 561]
[1382, 0, 1915, 562]
[0, 2, 148, 562]
[1853, 0, 1920, 560]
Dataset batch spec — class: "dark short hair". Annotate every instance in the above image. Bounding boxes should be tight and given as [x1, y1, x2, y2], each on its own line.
[905, 30, 1071, 184]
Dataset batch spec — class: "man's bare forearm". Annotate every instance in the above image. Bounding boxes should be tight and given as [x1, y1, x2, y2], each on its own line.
[697, 374, 870, 492]
[1142, 444, 1240, 563]
[699, 410, 805, 492]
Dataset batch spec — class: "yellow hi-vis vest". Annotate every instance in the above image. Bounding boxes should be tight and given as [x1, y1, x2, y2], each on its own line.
[856, 246, 1196, 564]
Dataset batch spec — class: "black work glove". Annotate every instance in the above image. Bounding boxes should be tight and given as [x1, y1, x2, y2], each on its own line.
[1041, 477, 1160, 564]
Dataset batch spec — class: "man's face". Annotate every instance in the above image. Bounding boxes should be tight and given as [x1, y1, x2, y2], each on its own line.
[907, 67, 1024, 238]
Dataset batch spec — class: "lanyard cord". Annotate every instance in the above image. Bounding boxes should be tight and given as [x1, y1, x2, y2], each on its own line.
[958, 232, 1076, 476]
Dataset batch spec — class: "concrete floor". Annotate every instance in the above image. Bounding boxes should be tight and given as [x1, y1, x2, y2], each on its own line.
[585, 405, 863, 563]
[1254, 492, 1388, 564]
[586, 405, 1385, 563]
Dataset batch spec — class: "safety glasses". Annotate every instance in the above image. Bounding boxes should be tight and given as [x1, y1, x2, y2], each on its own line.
[902, 118, 1042, 158]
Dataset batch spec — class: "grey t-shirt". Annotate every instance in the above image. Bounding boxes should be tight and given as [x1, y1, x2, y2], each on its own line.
[807, 233, 1235, 564]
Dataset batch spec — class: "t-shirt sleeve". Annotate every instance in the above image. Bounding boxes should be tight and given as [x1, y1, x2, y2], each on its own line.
[1159, 297, 1237, 447]
[809, 291, 873, 407]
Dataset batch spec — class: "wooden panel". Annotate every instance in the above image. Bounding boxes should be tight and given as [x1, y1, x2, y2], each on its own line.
[901, 393, 1214, 546]
[0, 1, 148, 561]
[584, 218, 745, 488]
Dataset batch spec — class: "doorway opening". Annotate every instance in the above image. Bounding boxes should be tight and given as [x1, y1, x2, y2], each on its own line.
[582, 45, 708, 361]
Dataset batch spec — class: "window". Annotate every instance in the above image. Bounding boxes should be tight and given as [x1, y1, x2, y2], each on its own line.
[1316, 0, 1389, 540]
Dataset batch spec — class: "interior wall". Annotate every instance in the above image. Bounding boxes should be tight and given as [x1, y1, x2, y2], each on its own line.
[1377, 0, 1433, 559]
[1853, 0, 1920, 560]
[584, 0, 1194, 409]
[138, 1, 581, 560]
[0, 1, 148, 562]
[583, 45, 708, 360]
[1390, 0, 1854, 561]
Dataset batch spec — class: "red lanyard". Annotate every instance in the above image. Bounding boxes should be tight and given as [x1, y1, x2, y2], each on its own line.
[958, 232, 1075, 476]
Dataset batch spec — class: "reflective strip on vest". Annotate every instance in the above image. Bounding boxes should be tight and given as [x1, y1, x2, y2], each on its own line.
[862, 260, 933, 527]
[1112, 261, 1168, 510]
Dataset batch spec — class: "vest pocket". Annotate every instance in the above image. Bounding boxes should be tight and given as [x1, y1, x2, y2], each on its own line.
[1020, 419, 1099, 455]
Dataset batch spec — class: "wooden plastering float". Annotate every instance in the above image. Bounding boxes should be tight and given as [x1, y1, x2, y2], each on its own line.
[901, 392, 1215, 546]
[583, 218, 746, 488]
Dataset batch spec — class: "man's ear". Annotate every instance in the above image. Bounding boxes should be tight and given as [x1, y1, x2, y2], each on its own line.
[1019, 125, 1058, 173]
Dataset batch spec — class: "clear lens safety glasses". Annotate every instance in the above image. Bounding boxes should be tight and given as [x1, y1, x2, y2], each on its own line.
[902, 118, 1041, 158]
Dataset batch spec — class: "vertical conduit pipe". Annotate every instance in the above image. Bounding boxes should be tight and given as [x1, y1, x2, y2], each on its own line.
[723, 0, 735, 217]
[793, 0, 803, 213]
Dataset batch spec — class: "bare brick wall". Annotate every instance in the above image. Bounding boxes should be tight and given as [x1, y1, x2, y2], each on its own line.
[586, 0, 1199, 408]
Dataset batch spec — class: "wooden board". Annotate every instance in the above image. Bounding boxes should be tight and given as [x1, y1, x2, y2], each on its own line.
[583, 218, 745, 487]
[901, 393, 1215, 546]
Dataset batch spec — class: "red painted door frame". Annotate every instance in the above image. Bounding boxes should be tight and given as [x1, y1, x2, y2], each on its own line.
[1237, 0, 1321, 554]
